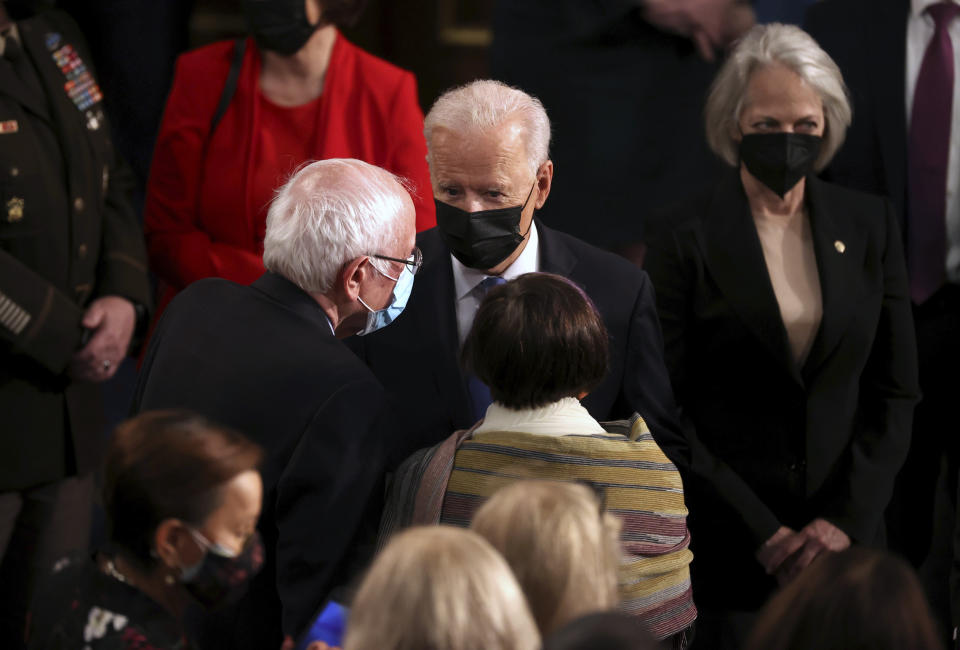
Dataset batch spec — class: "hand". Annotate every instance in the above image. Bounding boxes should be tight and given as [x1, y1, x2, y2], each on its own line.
[642, 0, 754, 61]
[69, 296, 135, 383]
[755, 525, 805, 577]
[280, 636, 294, 650]
[777, 518, 851, 583]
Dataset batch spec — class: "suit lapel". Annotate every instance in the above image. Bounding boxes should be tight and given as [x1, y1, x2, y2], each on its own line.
[702, 175, 802, 384]
[415, 238, 472, 424]
[536, 220, 577, 277]
[0, 59, 49, 120]
[868, 0, 910, 225]
[19, 19, 94, 198]
[801, 178, 861, 381]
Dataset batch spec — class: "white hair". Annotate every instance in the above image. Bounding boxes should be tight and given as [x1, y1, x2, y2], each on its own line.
[262, 158, 410, 294]
[704, 23, 852, 172]
[424, 79, 551, 176]
[344, 526, 541, 650]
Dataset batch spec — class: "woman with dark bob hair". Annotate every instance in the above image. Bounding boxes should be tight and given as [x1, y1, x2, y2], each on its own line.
[378, 272, 697, 647]
[744, 547, 943, 650]
[27, 411, 264, 650]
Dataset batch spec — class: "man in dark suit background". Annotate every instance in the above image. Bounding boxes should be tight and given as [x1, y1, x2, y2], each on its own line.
[0, 5, 151, 648]
[132, 158, 419, 650]
[805, 0, 960, 637]
[488, 0, 755, 261]
[350, 79, 683, 466]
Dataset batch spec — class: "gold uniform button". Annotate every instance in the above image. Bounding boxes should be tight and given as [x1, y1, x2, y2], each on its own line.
[10, 167, 19, 177]
[78, 243, 88, 259]
[73, 197, 84, 212]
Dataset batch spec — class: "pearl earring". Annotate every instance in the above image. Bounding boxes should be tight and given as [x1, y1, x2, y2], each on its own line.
[165, 573, 176, 586]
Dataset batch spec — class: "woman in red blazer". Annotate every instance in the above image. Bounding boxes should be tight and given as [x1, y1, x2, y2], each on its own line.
[144, 0, 434, 317]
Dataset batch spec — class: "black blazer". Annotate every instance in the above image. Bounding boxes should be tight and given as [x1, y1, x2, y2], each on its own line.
[644, 173, 920, 607]
[349, 222, 682, 464]
[132, 273, 390, 650]
[804, 0, 910, 227]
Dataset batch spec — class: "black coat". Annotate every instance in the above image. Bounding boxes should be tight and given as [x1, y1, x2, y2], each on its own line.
[804, 0, 910, 227]
[644, 173, 920, 607]
[0, 10, 150, 491]
[132, 272, 391, 650]
[489, 0, 722, 248]
[349, 222, 683, 465]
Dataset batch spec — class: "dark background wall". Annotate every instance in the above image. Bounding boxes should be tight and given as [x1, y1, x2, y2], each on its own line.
[192, 0, 492, 110]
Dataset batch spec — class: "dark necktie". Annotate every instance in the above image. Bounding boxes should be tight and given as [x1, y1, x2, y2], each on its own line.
[466, 276, 507, 422]
[908, 1, 960, 304]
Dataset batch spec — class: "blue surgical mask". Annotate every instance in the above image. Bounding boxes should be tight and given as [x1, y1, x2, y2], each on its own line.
[355, 262, 415, 336]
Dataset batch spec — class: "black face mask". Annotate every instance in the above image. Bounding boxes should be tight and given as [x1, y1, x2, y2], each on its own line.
[435, 183, 536, 270]
[181, 529, 265, 609]
[241, 0, 318, 56]
[739, 132, 822, 198]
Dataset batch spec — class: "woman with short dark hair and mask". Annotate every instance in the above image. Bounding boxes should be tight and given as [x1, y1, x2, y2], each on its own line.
[26, 411, 264, 650]
[643, 23, 920, 648]
[379, 272, 697, 648]
[143, 0, 434, 334]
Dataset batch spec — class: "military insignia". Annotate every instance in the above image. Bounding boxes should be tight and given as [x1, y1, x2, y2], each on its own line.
[6, 197, 24, 223]
[51, 44, 103, 111]
[0, 120, 17, 134]
[45, 31, 61, 51]
[85, 109, 103, 131]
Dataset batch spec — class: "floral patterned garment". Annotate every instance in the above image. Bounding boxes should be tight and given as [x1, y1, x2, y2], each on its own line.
[26, 555, 188, 650]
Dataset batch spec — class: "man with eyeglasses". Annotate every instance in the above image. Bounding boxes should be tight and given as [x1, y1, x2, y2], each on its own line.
[132, 159, 417, 650]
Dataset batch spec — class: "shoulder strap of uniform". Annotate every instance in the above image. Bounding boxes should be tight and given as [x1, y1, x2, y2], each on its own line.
[209, 37, 247, 136]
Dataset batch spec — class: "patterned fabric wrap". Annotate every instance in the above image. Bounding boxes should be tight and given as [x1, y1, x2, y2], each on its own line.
[379, 415, 697, 640]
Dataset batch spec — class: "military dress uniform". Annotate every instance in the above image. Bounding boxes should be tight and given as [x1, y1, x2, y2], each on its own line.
[0, 10, 150, 647]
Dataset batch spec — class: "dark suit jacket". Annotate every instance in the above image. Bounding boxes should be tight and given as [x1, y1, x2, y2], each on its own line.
[0, 10, 150, 491]
[804, 0, 910, 227]
[349, 221, 683, 466]
[644, 173, 920, 607]
[132, 272, 390, 649]
[490, 0, 722, 248]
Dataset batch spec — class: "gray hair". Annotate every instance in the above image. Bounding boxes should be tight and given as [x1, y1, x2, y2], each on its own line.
[262, 159, 410, 294]
[424, 79, 551, 176]
[704, 23, 852, 172]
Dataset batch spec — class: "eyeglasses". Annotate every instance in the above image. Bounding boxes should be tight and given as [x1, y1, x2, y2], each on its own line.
[371, 246, 423, 276]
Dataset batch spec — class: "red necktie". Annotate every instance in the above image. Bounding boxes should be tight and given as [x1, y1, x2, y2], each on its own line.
[908, 1, 960, 304]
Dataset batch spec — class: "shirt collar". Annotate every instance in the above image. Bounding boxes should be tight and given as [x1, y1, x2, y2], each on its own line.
[0, 24, 20, 59]
[912, 0, 960, 17]
[451, 221, 540, 300]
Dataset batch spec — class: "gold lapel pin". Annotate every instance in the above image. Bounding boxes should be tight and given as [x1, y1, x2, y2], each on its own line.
[834, 240, 845, 253]
[6, 197, 24, 223]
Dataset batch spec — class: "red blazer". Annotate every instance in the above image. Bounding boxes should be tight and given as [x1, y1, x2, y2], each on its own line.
[144, 33, 434, 300]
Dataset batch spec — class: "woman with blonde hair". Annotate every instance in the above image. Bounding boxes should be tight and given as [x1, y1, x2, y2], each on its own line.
[471, 480, 621, 635]
[344, 526, 539, 650]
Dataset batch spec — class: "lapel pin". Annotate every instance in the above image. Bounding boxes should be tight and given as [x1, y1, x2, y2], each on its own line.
[6, 197, 24, 223]
[834, 240, 845, 253]
[0, 120, 18, 134]
[45, 32, 61, 51]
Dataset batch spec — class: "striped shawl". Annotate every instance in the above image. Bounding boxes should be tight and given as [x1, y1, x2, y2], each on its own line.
[378, 415, 697, 640]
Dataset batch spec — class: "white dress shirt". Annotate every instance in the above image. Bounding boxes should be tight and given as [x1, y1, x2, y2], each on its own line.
[906, 0, 960, 280]
[451, 222, 540, 346]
